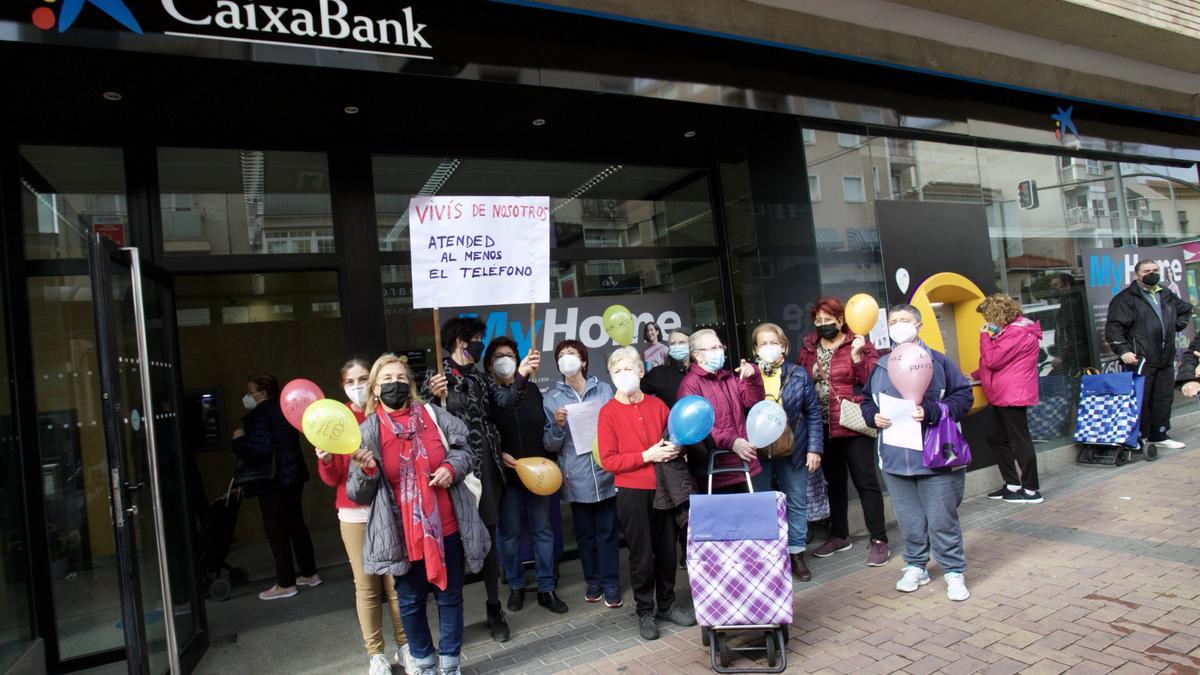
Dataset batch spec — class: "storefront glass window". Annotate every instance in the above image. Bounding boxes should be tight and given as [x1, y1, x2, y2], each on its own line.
[157, 149, 334, 256]
[21, 146, 128, 260]
[0, 271, 32, 672]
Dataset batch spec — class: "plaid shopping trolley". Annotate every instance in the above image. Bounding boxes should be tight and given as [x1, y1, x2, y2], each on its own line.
[1073, 364, 1146, 466]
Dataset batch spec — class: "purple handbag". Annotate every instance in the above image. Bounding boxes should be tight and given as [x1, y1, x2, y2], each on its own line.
[922, 401, 972, 469]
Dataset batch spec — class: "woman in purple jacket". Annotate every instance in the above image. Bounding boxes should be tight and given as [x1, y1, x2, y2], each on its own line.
[975, 294, 1044, 504]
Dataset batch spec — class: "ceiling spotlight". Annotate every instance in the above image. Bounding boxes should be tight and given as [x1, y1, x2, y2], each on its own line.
[343, 105, 360, 115]
[683, 130, 697, 138]
[102, 91, 122, 102]
[532, 118, 547, 126]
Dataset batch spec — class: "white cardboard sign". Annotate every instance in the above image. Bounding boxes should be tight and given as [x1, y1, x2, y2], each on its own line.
[409, 195, 550, 309]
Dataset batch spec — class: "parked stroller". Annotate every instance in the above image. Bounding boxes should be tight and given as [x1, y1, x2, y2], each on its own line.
[1074, 364, 1146, 466]
[197, 480, 248, 601]
[687, 450, 791, 673]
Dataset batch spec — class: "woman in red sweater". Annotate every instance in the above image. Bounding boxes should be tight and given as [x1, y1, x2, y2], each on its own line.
[598, 347, 696, 641]
[316, 356, 407, 675]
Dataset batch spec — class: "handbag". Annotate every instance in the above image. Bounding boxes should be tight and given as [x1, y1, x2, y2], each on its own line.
[806, 467, 831, 522]
[424, 403, 482, 507]
[922, 401, 972, 469]
[232, 450, 276, 497]
[759, 370, 796, 459]
[837, 397, 878, 438]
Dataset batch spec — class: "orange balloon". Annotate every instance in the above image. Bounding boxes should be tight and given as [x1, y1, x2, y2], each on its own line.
[844, 293, 880, 336]
[514, 457, 563, 496]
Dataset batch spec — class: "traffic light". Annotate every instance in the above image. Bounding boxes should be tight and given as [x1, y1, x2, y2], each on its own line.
[1017, 179, 1039, 209]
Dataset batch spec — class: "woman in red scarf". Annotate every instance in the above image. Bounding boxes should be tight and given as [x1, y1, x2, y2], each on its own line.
[348, 354, 490, 675]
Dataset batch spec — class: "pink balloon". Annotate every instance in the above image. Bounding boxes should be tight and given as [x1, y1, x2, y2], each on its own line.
[887, 343, 933, 402]
[280, 378, 324, 430]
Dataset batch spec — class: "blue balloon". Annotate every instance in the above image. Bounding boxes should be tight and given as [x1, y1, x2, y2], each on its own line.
[669, 395, 716, 445]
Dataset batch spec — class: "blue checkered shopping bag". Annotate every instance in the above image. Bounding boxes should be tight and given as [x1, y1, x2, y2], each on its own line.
[1072, 371, 1145, 447]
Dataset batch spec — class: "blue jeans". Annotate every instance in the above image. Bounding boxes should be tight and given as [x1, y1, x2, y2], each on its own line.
[751, 457, 809, 554]
[394, 533, 465, 659]
[883, 471, 966, 574]
[570, 498, 620, 594]
[499, 484, 556, 592]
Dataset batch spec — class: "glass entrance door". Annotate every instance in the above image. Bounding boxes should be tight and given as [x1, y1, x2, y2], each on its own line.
[89, 232, 198, 674]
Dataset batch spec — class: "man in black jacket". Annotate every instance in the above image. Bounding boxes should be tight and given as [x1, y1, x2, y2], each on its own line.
[1104, 259, 1193, 459]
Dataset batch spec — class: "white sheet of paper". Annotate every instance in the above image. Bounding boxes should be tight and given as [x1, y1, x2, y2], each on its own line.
[879, 393, 923, 451]
[564, 400, 603, 456]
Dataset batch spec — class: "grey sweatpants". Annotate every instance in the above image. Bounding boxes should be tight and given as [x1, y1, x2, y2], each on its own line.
[882, 470, 966, 574]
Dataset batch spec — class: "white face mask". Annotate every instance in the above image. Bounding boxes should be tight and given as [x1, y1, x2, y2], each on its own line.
[558, 354, 582, 377]
[889, 322, 919, 345]
[344, 384, 367, 408]
[492, 356, 517, 378]
[757, 344, 784, 364]
[612, 371, 640, 395]
[242, 393, 258, 410]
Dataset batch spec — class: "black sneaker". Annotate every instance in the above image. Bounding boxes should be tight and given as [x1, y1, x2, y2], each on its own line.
[507, 588, 524, 612]
[656, 603, 696, 627]
[638, 614, 660, 640]
[987, 487, 1015, 499]
[1002, 490, 1043, 504]
[585, 587, 603, 603]
[537, 591, 568, 614]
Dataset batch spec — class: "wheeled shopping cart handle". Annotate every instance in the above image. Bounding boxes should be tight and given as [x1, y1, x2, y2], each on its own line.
[706, 449, 755, 495]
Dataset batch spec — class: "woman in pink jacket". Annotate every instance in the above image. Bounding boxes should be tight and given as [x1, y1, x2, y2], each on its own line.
[976, 294, 1044, 505]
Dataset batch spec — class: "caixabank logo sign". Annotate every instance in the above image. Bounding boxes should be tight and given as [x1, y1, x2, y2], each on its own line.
[24, 0, 436, 59]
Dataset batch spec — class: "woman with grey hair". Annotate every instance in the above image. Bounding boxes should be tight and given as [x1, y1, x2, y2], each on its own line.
[859, 304, 974, 602]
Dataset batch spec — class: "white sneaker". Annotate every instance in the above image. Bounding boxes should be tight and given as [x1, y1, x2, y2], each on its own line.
[296, 574, 323, 588]
[945, 572, 970, 601]
[368, 653, 392, 675]
[895, 565, 930, 593]
[1153, 438, 1185, 449]
[396, 644, 414, 674]
[258, 585, 298, 600]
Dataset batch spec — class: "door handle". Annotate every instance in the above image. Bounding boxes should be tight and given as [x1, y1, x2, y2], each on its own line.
[124, 481, 145, 492]
[126, 505, 140, 516]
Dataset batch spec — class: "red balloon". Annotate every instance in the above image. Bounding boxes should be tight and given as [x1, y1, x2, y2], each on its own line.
[280, 379, 324, 430]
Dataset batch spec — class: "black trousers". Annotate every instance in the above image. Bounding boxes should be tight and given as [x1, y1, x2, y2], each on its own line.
[615, 488, 678, 617]
[1138, 363, 1175, 442]
[988, 406, 1040, 491]
[258, 484, 317, 588]
[824, 434, 888, 541]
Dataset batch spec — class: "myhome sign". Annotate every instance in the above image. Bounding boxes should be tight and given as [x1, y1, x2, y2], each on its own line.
[21, 0, 437, 59]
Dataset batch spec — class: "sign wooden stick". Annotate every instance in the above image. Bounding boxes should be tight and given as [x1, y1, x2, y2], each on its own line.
[432, 307, 446, 406]
[529, 303, 537, 356]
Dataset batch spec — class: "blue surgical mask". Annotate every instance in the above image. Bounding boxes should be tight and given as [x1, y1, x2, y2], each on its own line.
[703, 350, 726, 372]
[668, 345, 689, 361]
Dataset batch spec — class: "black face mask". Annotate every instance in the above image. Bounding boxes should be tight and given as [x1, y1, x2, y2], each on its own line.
[465, 340, 485, 363]
[379, 381, 409, 409]
[815, 323, 841, 340]
[1142, 272, 1161, 287]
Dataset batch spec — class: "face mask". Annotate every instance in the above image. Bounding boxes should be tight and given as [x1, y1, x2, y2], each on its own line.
[344, 384, 367, 408]
[492, 356, 517, 378]
[889, 322, 918, 345]
[379, 381, 409, 409]
[242, 393, 258, 411]
[702, 349, 726, 372]
[612, 371, 640, 395]
[815, 323, 841, 340]
[557, 354, 582, 377]
[1142, 272, 1161, 287]
[464, 340, 485, 363]
[668, 345, 689, 361]
[757, 344, 784, 364]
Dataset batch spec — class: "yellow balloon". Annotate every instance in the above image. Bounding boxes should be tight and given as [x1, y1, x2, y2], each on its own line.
[301, 399, 362, 455]
[602, 304, 635, 347]
[514, 457, 563, 496]
[844, 293, 880, 336]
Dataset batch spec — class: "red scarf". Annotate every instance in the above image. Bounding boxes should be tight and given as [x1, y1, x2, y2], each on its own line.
[378, 404, 447, 590]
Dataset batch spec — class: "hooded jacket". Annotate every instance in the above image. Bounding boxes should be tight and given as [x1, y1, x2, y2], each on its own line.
[796, 331, 879, 438]
[677, 362, 765, 488]
[976, 316, 1042, 408]
[543, 377, 617, 504]
[1105, 281, 1192, 367]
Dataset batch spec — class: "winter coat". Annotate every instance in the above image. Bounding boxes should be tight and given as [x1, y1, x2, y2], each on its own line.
[543, 377, 617, 504]
[1105, 281, 1192, 367]
[232, 398, 308, 491]
[1179, 334, 1200, 385]
[860, 341, 974, 477]
[767, 362, 825, 469]
[677, 363, 765, 488]
[796, 332, 878, 438]
[346, 404, 491, 577]
[642, 358, 689, 408]
[489, 378, 549, 485]
[976, 317, 1042, 408]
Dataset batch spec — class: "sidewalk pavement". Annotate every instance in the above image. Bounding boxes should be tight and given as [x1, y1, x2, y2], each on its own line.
[187, 414, 1200, 675]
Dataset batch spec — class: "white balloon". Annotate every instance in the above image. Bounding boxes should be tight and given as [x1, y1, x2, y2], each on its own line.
[746, 400, 789, 448]
[896, 267, 911, 294]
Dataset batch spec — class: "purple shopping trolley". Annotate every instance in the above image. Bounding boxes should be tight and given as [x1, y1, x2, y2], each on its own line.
[687, 450, 790, 673]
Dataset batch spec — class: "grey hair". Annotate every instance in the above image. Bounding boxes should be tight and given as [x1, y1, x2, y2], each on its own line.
[688, 328, 720, 355]
[888, 303, 923, 323]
